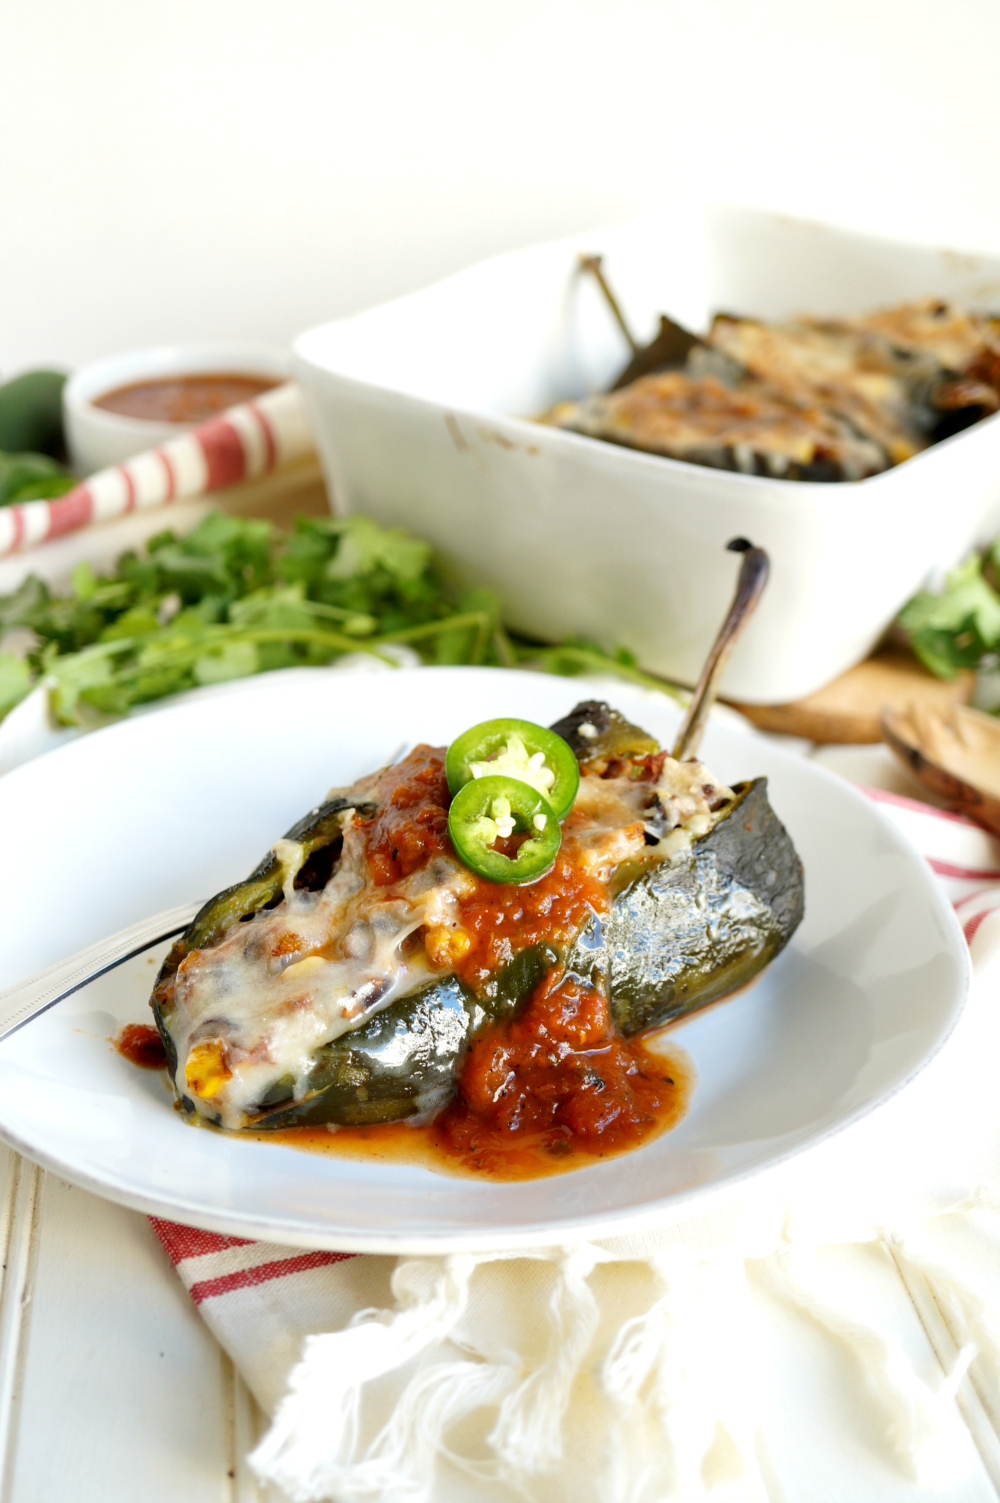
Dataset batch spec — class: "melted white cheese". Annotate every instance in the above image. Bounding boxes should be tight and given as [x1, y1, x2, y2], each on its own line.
[569, 755, 734, 871]
[170, 816, 475, 1128]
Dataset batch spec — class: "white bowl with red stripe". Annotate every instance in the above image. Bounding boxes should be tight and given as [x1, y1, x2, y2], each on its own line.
[64, 342, 290, 475]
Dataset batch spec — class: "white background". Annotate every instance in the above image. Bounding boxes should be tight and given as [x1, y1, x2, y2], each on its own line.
[3, 12, 1000, 1502]
[3, 0, 1000, 373]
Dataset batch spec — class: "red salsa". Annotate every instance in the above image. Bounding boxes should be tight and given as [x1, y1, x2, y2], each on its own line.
[258, 1031, 692, 1181]
[93, 372, 281, 424]
[116, 1023, 168, 1070]
[432, 968, 685, 1174]
[361, 744, 452, 885]
[449, 845, 607, 992]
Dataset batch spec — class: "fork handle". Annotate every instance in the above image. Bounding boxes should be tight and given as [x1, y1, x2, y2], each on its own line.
[0, 902, 200, 1045]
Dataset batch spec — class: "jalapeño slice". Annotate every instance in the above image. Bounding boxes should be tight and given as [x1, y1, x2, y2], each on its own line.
[445, 717, 580, 820]
[448, 775, 561, 883]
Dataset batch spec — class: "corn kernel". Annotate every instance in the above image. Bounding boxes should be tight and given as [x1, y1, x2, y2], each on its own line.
[282, 955, 328, 981]
[424, 928, 472, 969]
[184, 1040, 232, 1100]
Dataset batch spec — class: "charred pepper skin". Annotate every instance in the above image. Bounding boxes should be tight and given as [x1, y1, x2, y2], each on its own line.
[565, 778, 804, 1035]
[245, 978, 474, 1129]
[549, 700, 660, 764]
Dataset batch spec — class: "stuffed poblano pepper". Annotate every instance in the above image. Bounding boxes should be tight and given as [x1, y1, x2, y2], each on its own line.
[550, 259, 1000, 481]
[151, 701, 803, 1136]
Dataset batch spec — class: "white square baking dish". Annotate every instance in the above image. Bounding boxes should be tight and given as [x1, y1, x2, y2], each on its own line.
[293, 206, 1000, 703]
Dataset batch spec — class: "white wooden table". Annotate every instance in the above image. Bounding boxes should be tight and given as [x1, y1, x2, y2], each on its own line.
[3, 1140, 1000, 1502]
[0, 1146, 284, 1503]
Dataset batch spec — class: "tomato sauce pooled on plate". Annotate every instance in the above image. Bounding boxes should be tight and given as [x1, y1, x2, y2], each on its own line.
[116, 1023, 168, 1070]
[429, 969, 691, 1177]
[257, 1007, 692, 1182]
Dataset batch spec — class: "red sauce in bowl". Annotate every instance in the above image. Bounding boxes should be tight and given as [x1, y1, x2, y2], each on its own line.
[93, 373, 281, 424]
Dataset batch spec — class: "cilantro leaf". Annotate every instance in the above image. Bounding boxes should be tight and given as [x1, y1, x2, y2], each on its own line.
[43, 640, 132, 725]
[0, 652, 31, 718]
[324, 514, 431, 584]
[899, 555, 1000, 680]
[193, 640, 260, 685]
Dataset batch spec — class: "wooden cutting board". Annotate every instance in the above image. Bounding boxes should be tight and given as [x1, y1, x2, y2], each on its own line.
[728, 646, 974, 744]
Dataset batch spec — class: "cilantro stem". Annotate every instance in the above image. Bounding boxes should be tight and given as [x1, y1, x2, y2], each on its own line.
[374, 611, 492, 645]
[492, 622, 517, 669]
[299, 600, 368, 621]
[108, 627, 397, 683]
[523, 644, 689, 702]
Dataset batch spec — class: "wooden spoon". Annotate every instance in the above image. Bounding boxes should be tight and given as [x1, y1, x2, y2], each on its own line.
[881, 701, 1000, 838]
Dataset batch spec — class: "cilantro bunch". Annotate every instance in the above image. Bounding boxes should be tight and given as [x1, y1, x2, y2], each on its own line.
[898, 538, 1000, 687]
[0, 511, 677, 726]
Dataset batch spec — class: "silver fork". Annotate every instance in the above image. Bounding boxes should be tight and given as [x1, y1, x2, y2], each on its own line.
[0, 902, 200, 1045]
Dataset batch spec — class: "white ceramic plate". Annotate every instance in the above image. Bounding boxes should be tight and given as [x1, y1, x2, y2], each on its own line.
[0, 668, 970, 1252]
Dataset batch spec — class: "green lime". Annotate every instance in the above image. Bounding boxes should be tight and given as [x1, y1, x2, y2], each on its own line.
[0, 370, 68, 459]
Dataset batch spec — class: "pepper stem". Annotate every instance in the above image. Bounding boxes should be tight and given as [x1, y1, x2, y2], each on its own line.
[578, 254, 640, 355]
[671, 539, 770, 761]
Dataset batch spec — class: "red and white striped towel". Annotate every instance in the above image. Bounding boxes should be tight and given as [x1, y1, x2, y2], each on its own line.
[150, 775, 1000, 1503]
[861, 785, 1000, 953]
[0, 383, 314, 557]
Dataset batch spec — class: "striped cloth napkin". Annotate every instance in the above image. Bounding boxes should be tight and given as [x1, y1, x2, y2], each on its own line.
[149, 769, 1000, 1503]
[0, 383, 313, 557]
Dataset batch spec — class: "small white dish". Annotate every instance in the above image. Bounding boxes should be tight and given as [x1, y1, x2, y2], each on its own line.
[0, 668, 969, 1252]
[294, 205, 1000, 704]
[64, 341, 290, 474]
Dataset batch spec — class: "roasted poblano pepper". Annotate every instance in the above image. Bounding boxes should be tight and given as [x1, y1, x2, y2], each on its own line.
[152, 793, 375, 1106]
[566, 777, 803, 1034]
[550, 699, 803, 1032]
[152, 701, 803, 1131]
